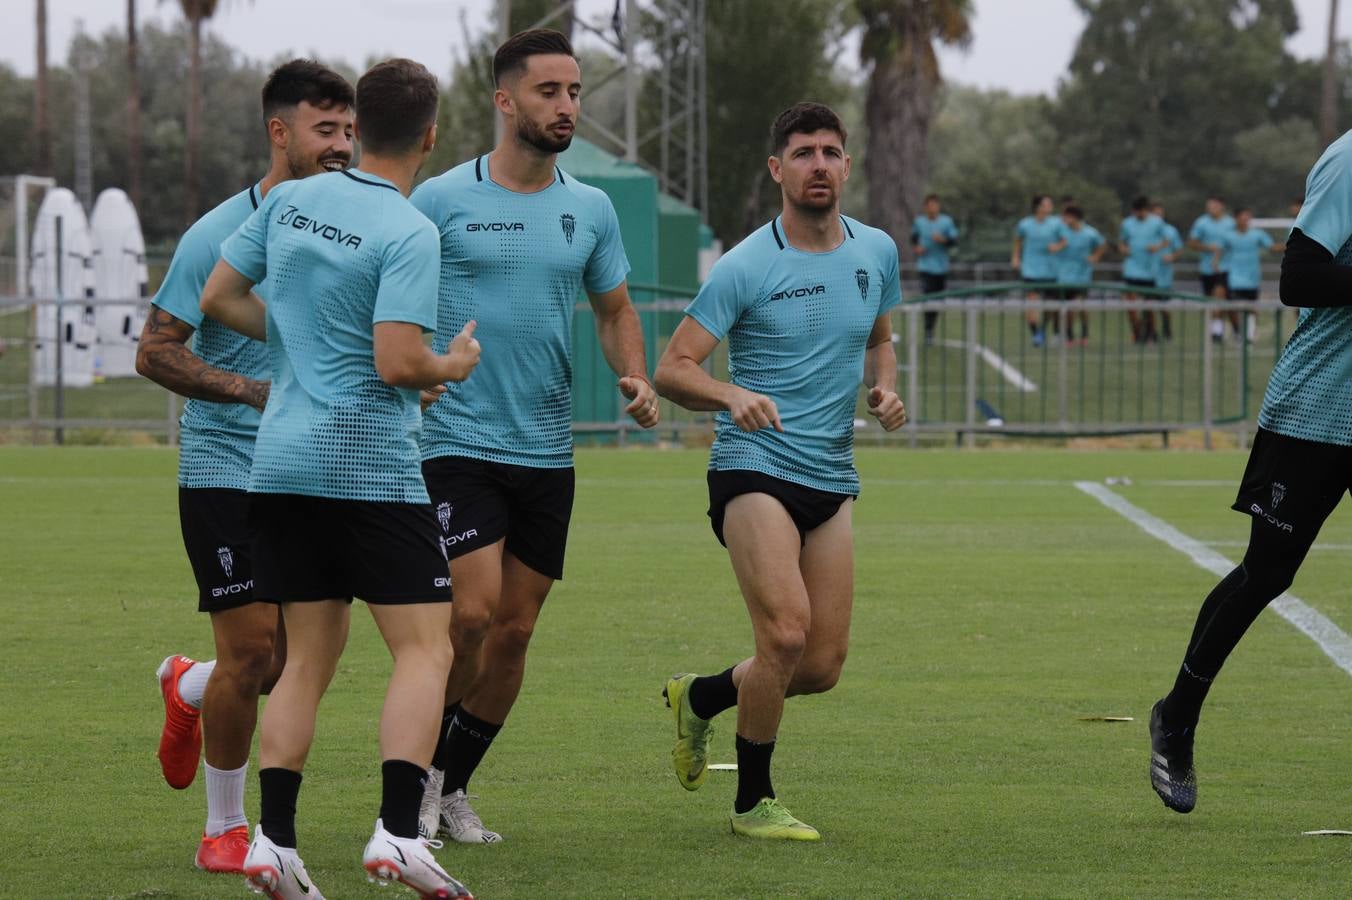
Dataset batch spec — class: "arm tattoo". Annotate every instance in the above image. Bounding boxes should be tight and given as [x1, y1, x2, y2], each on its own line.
[138, 307, 269, 409]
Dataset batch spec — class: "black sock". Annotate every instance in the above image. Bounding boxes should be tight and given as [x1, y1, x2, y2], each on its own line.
[379, 759, 428, 839]
[687, 667, 738, 720]
[259, 767, 303, 849]
[431, 702, 459, 772]
[734, 734, 776, 815]
[1028, 321, 1040, 336]
[441, 707, 502, 795]
[1161, 519, 1312, 729]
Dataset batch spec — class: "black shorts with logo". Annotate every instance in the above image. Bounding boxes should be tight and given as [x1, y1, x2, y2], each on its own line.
[1200, 272, 1229, 296]
[919, 273, 947, 295]
[1230, 288, 1259, 301]
[1232, 427, 1352, 541]
[179, 487, 261, 613]
[249, 493, 453, 605]
[421, 456, 576, 581]
[707, 469, 854, 548]
[1124, 277, 1157, 290]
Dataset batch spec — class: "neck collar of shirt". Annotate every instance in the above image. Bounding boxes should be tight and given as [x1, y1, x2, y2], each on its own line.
[342, 169, 399, 192]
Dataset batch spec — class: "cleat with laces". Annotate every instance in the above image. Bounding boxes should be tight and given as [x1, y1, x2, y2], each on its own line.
[729, 797, 820, 841]
[156, 654, 202, 789]
[663, 673, 714, 791]
[1149, 699, 1197, 813]
[418, 767, 445, 840]
[242, 827, 324, 899]
[438, 790, 502, 844]
[362, 818, 473, 898]
[195, 825, 249, 873]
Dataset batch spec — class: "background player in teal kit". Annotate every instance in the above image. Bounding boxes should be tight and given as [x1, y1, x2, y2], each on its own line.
[1012, 194, 1063, 345]
[911, 193, 959, 344]
[201, 59, 475, 900]
[1151, 201, 1185, 340]
[1148, 131, 1352, 817]
[1215, 207, 1282, 342]
[1048, 204, 1104, 344]
[136, 60, 353, 876]
[410, 29, 658, 845]
[1189, 196, 1235, 341]
[1119, 195, 1168, 342]
[654, 102, 907, 841]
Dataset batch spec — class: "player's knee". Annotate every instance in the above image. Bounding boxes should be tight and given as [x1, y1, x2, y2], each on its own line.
[450, 604, 494, 650]
[759, 620, 808, 668]
[794, 653, 846, 695]
[489, 616, 537, 659]
[219, 636, 277, 694]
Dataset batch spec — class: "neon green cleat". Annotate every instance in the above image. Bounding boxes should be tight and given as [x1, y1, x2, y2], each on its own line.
[729, 798, 821, 841]
[663, 673, 714, 791]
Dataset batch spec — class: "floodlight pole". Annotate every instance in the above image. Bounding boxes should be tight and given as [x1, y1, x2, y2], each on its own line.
[17, 175, 56, 443]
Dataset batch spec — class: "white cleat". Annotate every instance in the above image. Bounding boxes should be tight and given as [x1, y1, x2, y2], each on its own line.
[242, 827, 324, 899]
[362, 818, 473, 899]
[418, 767, 446, 840]
[438, 790, 502, 844]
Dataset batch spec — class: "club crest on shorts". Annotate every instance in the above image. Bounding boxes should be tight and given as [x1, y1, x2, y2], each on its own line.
[217, 546, 234, 579]
[855, 268, 870, 301]
[436, 501, 453, 533]
[1271, 482, 1286, 511]
[560, 213, 576, 245]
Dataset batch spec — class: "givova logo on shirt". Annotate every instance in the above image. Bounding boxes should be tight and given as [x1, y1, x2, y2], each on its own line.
[770, 284, 826, 302]
[276, 206, 363, 249]
[466, 222, 525, 232]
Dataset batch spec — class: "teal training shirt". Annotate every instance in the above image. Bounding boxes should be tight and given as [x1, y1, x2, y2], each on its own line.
[912, 213, 958, 275]
[411, 156, 630, 468]
[152, 183, 268, 490]
[1188, 214, 1235, 275]
[1119, 214, 1165, 281]
[1016, 215, 1062, 281]
[684, 215, 902, 495]
[1155, 223, 1184, 289]
[1259, 129, 1352, 446]
[1219, 228, 1273, 291]
[1055, 223, 1104, 285]
[220, 169, 440, 502]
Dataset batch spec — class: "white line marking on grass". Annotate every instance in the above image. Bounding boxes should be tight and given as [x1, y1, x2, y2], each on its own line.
[1075, 480, 1352, 679]
[940, 339, 1038, 393]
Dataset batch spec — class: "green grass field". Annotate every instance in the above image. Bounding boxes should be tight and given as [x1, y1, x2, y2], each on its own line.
[4, 446, 1352, 898]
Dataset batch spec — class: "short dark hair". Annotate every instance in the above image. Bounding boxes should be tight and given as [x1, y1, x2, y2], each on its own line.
[1031, 194, 1051, 212]
[1208, 194, 1226, 203]
[770, 102, 847, 155]
[355, 59, 439, 155]
[261, 59, 354, 125]
[1064, 204, 1084, 220]
[924, 193, 940, 204]
[1131, 194, 1150, 211]
[1235, 206, 1253, 216]
[494, 29, 575, 86]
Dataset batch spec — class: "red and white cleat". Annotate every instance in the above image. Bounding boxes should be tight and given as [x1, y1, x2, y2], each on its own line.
[194, 825, 249, 873]
[362, 819, 473, 899]
[156, 654, 202, 789]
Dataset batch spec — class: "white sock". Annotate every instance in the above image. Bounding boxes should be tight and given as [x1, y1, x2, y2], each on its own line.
[177, 659, 216, 710]
[1210, 319, 1224, 337]
[205, 761, 249, 837]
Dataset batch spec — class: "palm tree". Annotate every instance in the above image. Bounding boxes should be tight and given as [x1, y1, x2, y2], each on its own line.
[857, 0, 972, 262]
[175, 0, 222, 226]
[34, 0, 52, 175]
[127, 0, 143, 208]
[1321, 0, 1341, 146]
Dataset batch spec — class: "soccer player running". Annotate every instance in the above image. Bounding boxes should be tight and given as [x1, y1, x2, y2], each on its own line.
[1047, 204, 1105, 345]
[410, 28, 658, 844]
[138, 60, 353, 875]
[1012, 194, 1063, 346]
[911, 193, 959, 345]
[1119, 195, 1168, 343]
[1151, 202, 1185, 338]
[1188, 196, 1235, 342]
[1214, 207, 1283, 343]
[653, 102, 906, 841]
[1148, 132, 1352, 815]
[201, 59, 476, 899]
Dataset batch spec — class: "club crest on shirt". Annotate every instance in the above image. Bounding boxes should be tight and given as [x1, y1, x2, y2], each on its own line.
[855, 268, 870, 301]
[217, 546, 234, 579]
[436, 501, 453, 533]
[1271, 482, 1286, 511]
[560, 213, 576, 245]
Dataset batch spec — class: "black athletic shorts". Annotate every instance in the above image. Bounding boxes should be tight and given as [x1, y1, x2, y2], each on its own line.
[1200, 272, 1229, 296]
[1232, 427, 1352, 540]
[707, 469, 854, 548]
[1059, 288, 1087, 301]
[179, 487, 261, 613]
[421, 456, 576, 581]
[920, 273, 947, 295]
[1230, 288, 1259, 301]
[1124, 277, 1156, 289]
[249, 493, 452, 605]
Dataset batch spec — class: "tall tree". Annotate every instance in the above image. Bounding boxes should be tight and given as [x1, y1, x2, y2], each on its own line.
[34, 0, 52, 175]
[1322, 0, 1341, 146]
[175, 0, 221, 226]
[127, 0, 143, 208]
[857, 0, 972, 262]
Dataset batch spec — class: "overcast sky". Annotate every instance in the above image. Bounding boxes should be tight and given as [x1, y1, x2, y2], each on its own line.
[4, 0, 1350, 96]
